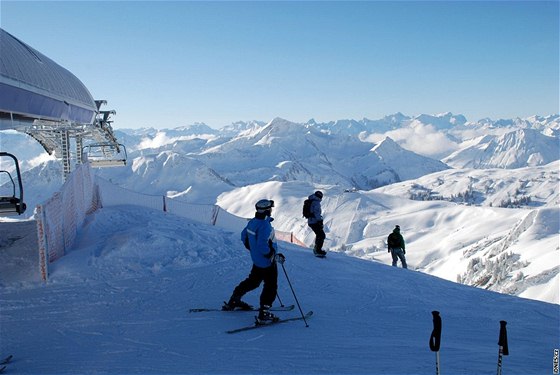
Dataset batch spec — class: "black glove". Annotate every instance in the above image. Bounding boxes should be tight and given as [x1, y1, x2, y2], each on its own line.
[403, 250, 406, 254]
[274, 253, 285, 264]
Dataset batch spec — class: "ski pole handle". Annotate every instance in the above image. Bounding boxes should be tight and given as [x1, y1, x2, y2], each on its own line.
[498, 321, 509, 355]
[497, 320, 508, 375]
[429, 311, 442, 375]
[429, 311, 442, 352]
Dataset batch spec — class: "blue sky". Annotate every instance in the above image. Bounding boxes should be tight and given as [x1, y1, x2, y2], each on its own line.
[1, 1, 558, 129]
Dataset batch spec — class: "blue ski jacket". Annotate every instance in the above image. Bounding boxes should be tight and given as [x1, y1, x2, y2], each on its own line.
[241, 216, 278, 268]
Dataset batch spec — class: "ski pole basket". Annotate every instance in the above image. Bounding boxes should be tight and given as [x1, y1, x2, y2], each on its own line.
[0, 152, 27, 215]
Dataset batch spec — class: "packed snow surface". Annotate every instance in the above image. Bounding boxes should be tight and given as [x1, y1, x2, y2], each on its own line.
[0, 205, 558, 374]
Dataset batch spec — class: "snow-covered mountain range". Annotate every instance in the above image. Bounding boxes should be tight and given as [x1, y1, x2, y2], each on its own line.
[1, 112, 559, 304]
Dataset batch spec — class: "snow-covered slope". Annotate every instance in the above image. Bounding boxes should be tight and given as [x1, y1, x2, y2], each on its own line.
[366, 137, 449, 183]
[444, 128, 560, 168]
[218, 180, 559, 305]
[376, 161, 560, 208]
[100, 151, 235, 203]
[0, 204, 557, 374]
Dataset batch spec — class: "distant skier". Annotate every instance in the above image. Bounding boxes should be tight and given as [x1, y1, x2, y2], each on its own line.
[388, 225, 407, 269]
[223, 199, 285, 323]
[307, 191, 327, 257]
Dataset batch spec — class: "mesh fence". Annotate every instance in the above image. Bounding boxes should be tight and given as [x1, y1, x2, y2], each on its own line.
[36, 163, 97, 280]
[95, 177, 305, 247]
[96, 177, 164, 211]
[35, 170, 305, 281]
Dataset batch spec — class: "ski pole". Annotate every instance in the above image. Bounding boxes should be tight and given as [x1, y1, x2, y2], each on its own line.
[429, 311, 442, 375]
[276, 292, 284, 307]
[280, 262, 309, 327]
[497, 320, 509, 375]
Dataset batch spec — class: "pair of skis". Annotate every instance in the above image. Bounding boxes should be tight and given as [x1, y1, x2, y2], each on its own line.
[226, 311, 313, 334]
[189, 304, 295, 313]
[189, 305, 313, 334]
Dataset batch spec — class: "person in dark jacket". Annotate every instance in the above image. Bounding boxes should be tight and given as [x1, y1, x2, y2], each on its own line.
[307, 190, 327, 257]
[387, 225, 407, 268]
[223, 199, 285, 322]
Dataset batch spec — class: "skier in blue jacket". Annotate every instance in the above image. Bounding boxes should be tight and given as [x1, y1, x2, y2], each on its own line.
[223, 199, 285, 322]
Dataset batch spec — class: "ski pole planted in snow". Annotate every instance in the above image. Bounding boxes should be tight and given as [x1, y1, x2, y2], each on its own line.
[280, 262, 309, 327]
[276, 292, 284, 307]
[429, 311, 442, 375]
[497, 320, 509, 375]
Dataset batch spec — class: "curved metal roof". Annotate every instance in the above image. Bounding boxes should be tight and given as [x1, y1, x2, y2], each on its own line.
[0, 28, 96, 124]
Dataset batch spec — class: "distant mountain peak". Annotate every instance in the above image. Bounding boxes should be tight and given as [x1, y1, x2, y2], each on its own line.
[371, 136, 401, 153]
[444, 127, 558, 168]
[264, 117, 307, 134]
[306, 118, 318, 125]
[414, 113, 467, 128]
[382, 112, 409, 122]
[173, 123, 215, 133]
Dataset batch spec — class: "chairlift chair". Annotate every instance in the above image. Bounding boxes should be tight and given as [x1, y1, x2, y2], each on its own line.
[83, 142, 127, 167]
[0, 152, 27, 215]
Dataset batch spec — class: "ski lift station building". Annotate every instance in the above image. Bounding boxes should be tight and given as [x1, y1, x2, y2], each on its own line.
[0, 27, 125, 177]
[0, 28, 127, 283]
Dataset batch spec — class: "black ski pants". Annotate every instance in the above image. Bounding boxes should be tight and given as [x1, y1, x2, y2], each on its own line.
[233, 263, 278, 307]
[309, 222, 326, 251]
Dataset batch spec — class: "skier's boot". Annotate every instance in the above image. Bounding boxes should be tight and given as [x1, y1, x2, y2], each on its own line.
[313, 246, 327, 257]
[257, 305, 279, 324]
[222, 295, 252, 311]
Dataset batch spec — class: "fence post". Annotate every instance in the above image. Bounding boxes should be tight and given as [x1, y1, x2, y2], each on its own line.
[36, 204, 49, 282]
